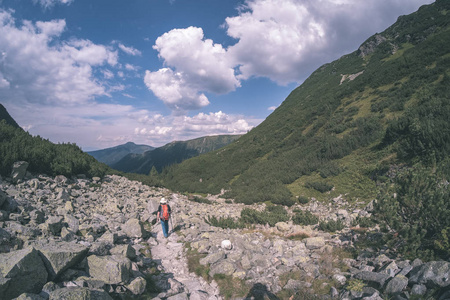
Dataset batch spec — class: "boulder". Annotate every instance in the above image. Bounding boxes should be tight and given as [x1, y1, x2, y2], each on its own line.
[275, 222, 290, 232]
[0, 190, 8, 208]
[355, 271, 390, 288]
[44, 216, 63, 235]
[110, 244, 136, 260]
[87, 255, 132, 284]
[0, 248, 48, 300]
[304, 237, 325, 249]
[12, 293, 45, 300]
[48, 287, 113, 300]
[126, 276, 146, 295]
[385, 274, 408, 295]
[209, 260, 235, 277]
[409, 261, 450, 288]
[199, 251, 225, 266]
[11, 161, 29, 183]
[32, 241, 89, 281]
[122, 218, 145, 238]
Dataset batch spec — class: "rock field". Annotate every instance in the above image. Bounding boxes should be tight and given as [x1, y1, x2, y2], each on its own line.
[0, 162, 448, 299]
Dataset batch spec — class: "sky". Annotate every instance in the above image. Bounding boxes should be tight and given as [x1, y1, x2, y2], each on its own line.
[0, 0, 435, 150]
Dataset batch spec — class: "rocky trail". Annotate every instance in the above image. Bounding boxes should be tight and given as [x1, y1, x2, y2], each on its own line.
[0, 162, 448, 300]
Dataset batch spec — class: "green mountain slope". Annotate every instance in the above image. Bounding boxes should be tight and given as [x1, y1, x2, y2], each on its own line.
[87, 142, 154, 166]
[112, 135, 241, 174]
[160, 0, 450, 205]
[0, 103, 20, 129]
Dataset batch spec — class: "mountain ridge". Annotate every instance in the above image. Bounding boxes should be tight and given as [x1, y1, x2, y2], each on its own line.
[112, 134, 242, 174]
[158, 0, 450, 205]
[87, 142, 154, 166]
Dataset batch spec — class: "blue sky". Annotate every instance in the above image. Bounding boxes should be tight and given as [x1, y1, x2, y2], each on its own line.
[0, 0, 434, 150]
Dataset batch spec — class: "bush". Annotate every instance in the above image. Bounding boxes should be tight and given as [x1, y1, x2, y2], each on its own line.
[240, 205, 289, 227]
[373, 167, 450, 260]
[190, 196, 212, 205]
[305, 181, 334, 193]
[292, 210, 319, 226]
[298, 196, 309, 204]
[206, 216, 245, 229]
[318, 219, 345, 232]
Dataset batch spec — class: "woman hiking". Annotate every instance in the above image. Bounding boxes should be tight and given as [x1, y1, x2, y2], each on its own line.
[157, 197, 171, 238]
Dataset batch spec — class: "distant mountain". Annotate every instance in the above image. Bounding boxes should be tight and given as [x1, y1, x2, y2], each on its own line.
[87, 142, 154, 166]
[159, 0, 450, 205]
[112, 135, 242, 174]
[0, 103, 20, 129]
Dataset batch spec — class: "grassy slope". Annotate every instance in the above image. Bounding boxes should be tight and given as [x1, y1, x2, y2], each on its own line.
[161, 0, 450, 204]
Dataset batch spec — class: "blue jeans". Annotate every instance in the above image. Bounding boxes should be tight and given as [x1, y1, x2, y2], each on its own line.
[160, 219, 169, 237]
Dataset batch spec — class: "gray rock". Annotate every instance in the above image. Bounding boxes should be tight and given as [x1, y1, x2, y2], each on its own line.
[64, 215, 80, 234]
[12, 293, 45, 300]
[409, 261, 450, 288]
[87, 255, 131, 284]
[411, 284, 427, 295]
[39, 281, 60, 299]
[385, 274, 408, 294]
[0, 248, 48, 300]
[48, 287, 113, 300]
[14, 293, 45, 300]
[126, 276, 146, 295]
[32, 241, 89, 281]
[166, 292, 189, 300]
[209, 260, 235, 277]
[11, 161, 29, 183]
[45, 216, 63, 235]
[110, 244, 136, 260]
[355, 271, 390, 287]
[304, 237, 325, 249]
[0, 190, 8, 208]
[122, 218, 145, 238]
[199, 251, 225, 266]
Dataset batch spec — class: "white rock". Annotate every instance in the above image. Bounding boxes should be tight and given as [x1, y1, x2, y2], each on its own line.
[221, 239, 232, 250]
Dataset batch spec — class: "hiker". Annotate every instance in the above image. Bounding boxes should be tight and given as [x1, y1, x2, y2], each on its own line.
[157, 197, 171, 238]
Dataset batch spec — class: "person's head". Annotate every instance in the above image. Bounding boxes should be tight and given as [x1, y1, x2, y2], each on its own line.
[160, 197, 167, 204]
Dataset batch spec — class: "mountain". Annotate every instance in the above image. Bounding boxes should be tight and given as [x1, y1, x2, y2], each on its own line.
[0, 103, 20, 129]
[159, 0, 450, 205]
[87, 142, 154, 166]
[112, 135, 242, 174]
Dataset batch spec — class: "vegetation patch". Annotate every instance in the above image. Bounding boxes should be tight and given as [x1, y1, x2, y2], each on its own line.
[318, 219, 345, 233]
[292, 210, 319, 226]
[213, 274, 250, 300]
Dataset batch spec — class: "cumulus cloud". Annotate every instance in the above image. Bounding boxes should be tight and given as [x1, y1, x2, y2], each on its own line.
[118, 43, 142, 56]
[145, 26, 240, 112]
[0, 9, 118, 104]
[147, 0, 434, 107]
[135, 111, 255, 144]
[225, 0, 434, 84]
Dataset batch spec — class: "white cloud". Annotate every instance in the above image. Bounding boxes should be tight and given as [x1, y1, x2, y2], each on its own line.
[145, 26, 240, 112]
[33, 0, 74, 9]
[118, 43, 142, 56]
[125, 63, 139, 71]
[144, 68, 209, 112]
[225, 0, 434, 84]
[135, 111, 254, 144]
[0, 10, 118, 104]
[146, 0, 433, 111]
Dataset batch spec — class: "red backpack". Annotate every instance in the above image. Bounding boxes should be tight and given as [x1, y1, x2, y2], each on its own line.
[161, 204, 170, 220]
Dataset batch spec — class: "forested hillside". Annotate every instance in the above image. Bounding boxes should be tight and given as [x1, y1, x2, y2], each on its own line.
[160, 0, 450, 206]
[0, 120, 110, 178]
